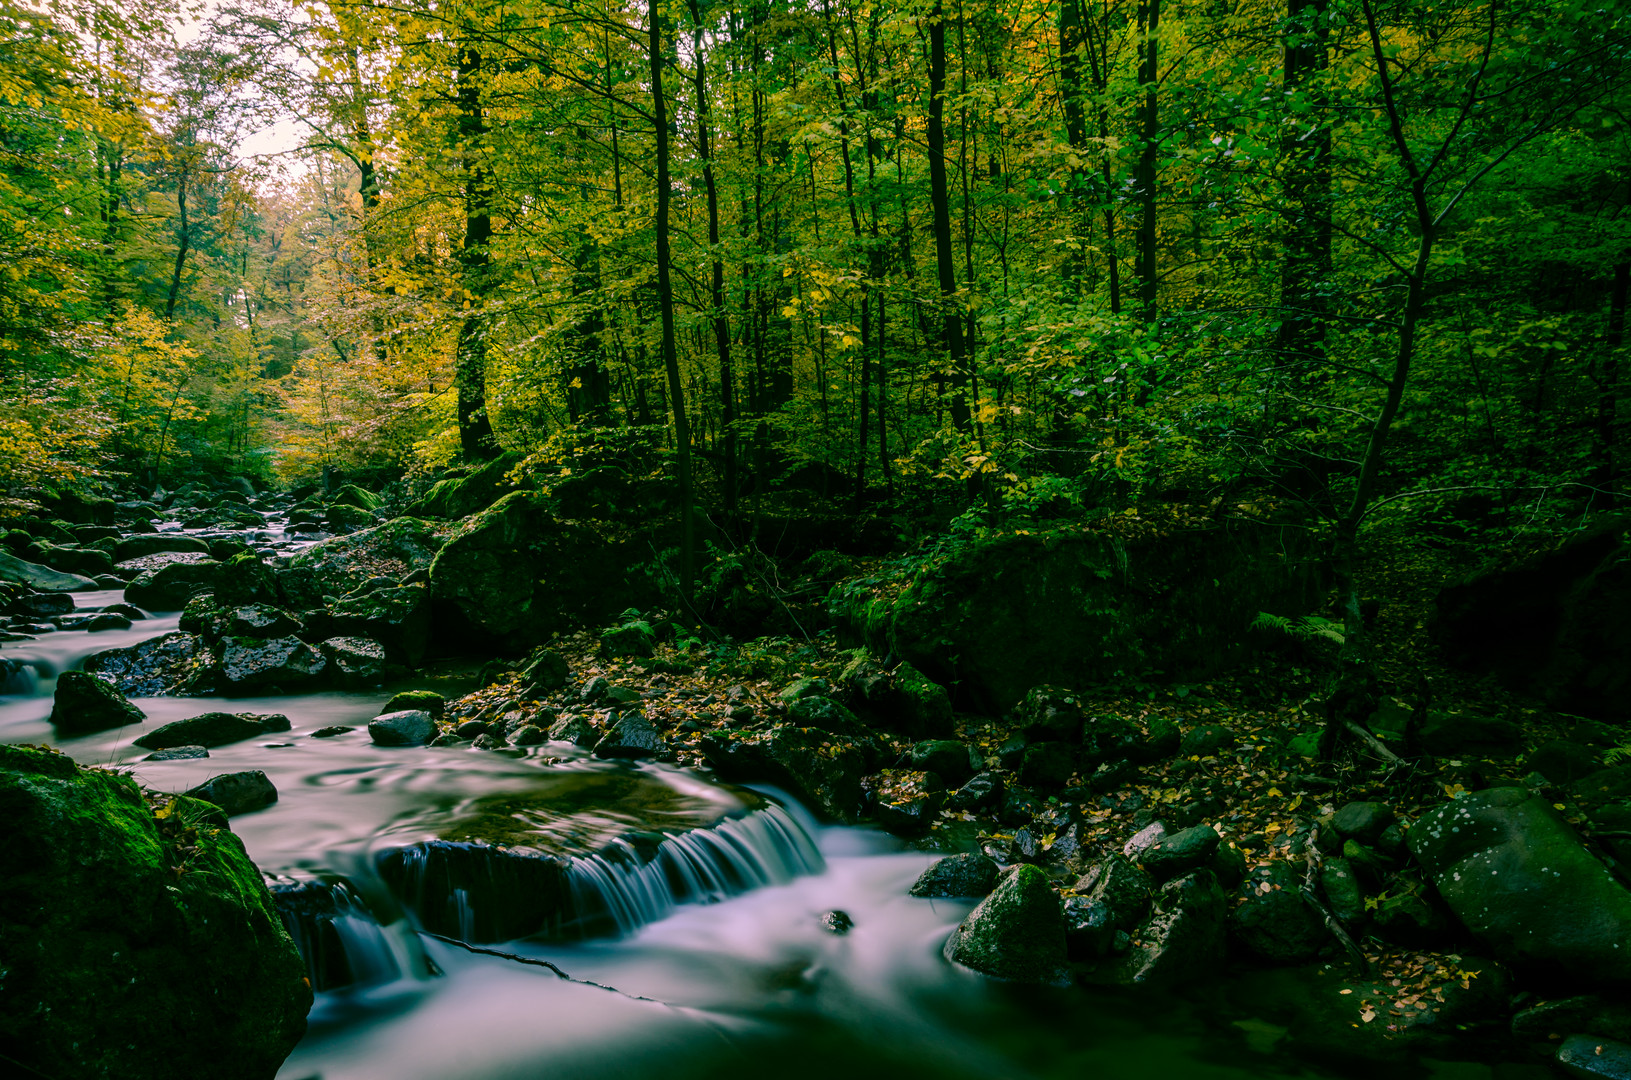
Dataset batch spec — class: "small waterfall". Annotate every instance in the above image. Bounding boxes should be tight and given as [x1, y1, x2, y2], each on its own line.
[374, 803, 825, 948]
[565, 804, 824, 938]
[273, 878, 428, 992]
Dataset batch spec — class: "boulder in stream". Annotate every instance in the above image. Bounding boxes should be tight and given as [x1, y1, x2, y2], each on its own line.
[943, 864, 1070, 984]
[368, 708, 438, 747]
[134, 711, 292, 750]
[320, 635, 388, 686]
[124, 558, 224, 610]
[185, 770, 278, 816]
[0, 549, 96, 592]
[49, 670, 146, 736]
[214, 635, 328, 692]
[910, 852, 999, 898]
[0, 744, 310, 1080]
[84, 631, 209, 697]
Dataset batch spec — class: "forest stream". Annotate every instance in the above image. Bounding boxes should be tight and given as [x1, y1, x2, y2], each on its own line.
[0, 508, 1518, 1080]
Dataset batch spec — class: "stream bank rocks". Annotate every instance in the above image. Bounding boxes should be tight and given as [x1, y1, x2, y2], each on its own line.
[0, 745, 310, 1080]
[943, 864, 1070, 984]
[50, 669, 146, 736]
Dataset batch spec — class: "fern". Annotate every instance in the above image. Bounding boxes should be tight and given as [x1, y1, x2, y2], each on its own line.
[1251, 612, 1346, 646]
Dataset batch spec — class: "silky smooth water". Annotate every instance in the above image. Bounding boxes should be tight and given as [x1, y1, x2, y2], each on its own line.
[0, 543, 1440, 1080]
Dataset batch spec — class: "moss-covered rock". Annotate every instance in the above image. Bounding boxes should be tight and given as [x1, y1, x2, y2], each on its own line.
[428, 491, 642, 647]
[404, 452, 526, 520]
[839, 523, 1325, 712]
[943, 863, 1069, 984]
[327, 484, 381, 512]
[125, 558, 225, 611]
[320, 636, 387, 686]
[215, 552, 279, 607]
[0, 745, 310, 1079]
[49, 670, 146, 736]
[910, 852, 999, 898]
[278, 517, 447, 610]
[1410, 786, 1631, 984]
[382, 689, 446, 716]
[326, 583, 431, 664]
[700, 724, 879, 823]
[85, 632, 211, 697]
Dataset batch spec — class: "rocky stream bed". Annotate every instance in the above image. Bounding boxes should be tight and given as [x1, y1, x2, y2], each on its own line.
[2, 480, 1630, 1080]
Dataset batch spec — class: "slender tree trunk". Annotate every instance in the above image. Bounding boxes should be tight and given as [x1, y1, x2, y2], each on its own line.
[164, 167, 190, 321]
[1597, 259, 1627, 503]
[1276, 0, 1332, 390]
[1135, 0, 1159, 318]
[651, 0, 694, 599]
[455, 46, 497, 462]
[929, 0, 971, 432]
[690, 7, 737, 515]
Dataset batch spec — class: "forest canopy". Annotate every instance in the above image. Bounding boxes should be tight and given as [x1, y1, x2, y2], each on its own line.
[1, 0, 1627, 563]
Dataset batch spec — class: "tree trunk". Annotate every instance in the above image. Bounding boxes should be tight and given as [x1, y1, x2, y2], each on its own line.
[455, 46, 497, 462]
[1275, 0, 1332, 389]
[651, 0, 695, 599]
[690, 6, 737, 515]
[929, 0, 971, 431]
[1134, 0, 1159, 318]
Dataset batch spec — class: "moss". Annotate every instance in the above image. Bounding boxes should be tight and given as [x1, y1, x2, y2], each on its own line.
[943, 864, 1070, 984]
[382, 689, 446, 716]
[0, 745, 310, 1079]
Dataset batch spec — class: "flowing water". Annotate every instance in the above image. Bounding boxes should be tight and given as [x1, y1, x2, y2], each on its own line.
[0, 518, 1492, 1080]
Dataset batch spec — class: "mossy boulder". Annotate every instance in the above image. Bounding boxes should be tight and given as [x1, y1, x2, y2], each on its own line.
[405, 452, 526, 520]
[382, 689, 446, 716]
[1410, 786, 1631, 985]
[215, 553, 278, 607]
[49, 670, 147, 736]
[320, 636, 388, 686]
[327, 484, 381, 512]
[428, 490, 642, 647]
[700, 724, 879, 823]
[133, 712, 292, 750]
[84, 632, 211, 697]
[0, 549, 96, 592]
[278, 517, 447, 610]
[326, 582, 431, 664]
[112, 533, 210, 563]
[943, 864, 1069, 984]
[125, 558, 225, 611]
[0, 745, 310, 1079]
[839, 523, 1325, 712]
[212, 636, 328, 693]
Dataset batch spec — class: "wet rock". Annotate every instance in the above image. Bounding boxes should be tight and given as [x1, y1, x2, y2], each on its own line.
[580, 675, 610, 703]
[1417, 710, 1524, 756]
[1020, 741, 1077, 787]
[49, 670, 146, 736]
[428, 492, 639, 648]
[1230, 861, 1326, 963]
[1104, 870, 1228, 987]
[1319, 856, 1366, 924]
[456, 720, 491, 739]
[309, 726, 353, 739]
[593, 712, 667, 759]
[369, 709, 437, 747]
[0, 549, 96, 592]
[1076, 854, 1153, 931]
[910, 852, 999, 898]
[99, 602, 146, 620]
[405, 452, 526, 520]
[787, 695, 867, 737]
[0, 745, 310, 1080]
[1123, 821, 1168, 859]
[279, 517, 445, 610]
[185, 770, 278, 816]
[948, 770, 1004, 812]
[320, 636, 387, 686]
[383, 690, 446, 716]
[112, 533, 210, 564]
[820, 910, 855, 935]
[510, 725, 548, 746]
[1530, 740, 1601, 786]
[1081, 714, 1140, 768]
[1063, 896, 1117, 960]
[862, 769, 945, 835]
[549, 714, 599, 746]
[1139, 824, 1220, 883]
[124, 558, 224, 610]
[1330, 801, 1396, 844]
[327, 583, 431, 664]
[700, 724, 877, 824]
[134, 712, 292, 750]
[943, 864, 1069, 984]
[1180, 724, 1231, 757]
[1209, 840, 1248, 889]
[1369, 874, 1447, 947]
[887, 663, 955, 739]
[472, 733, 505, 750]
[226, 604, 302, 639]
[214, 553, 279, 607]
[1410, 786, 1631, 984]
[84, 632, 208, 696]
[1017, 685, 1084, 742]
[147, 745, 209, 761]
[779, 676, 831, 703]
[910, 739, 979, 786]
[519, 649, 570, 692]
[10, 592, 73, 618]
[1559, 1035, 1631, 1079]
[216, 635, 328, 693]
[1514, 996, 1631, 1043]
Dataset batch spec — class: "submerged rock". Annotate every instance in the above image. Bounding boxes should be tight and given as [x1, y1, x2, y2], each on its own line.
[368, 709, 437, 747]
[49, 670, 146, 736]
[943, 864, 1069, 984]
[185, 770, 278, 816]
[0, 745, 310, 1080]
[134, 712, 292, 750]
